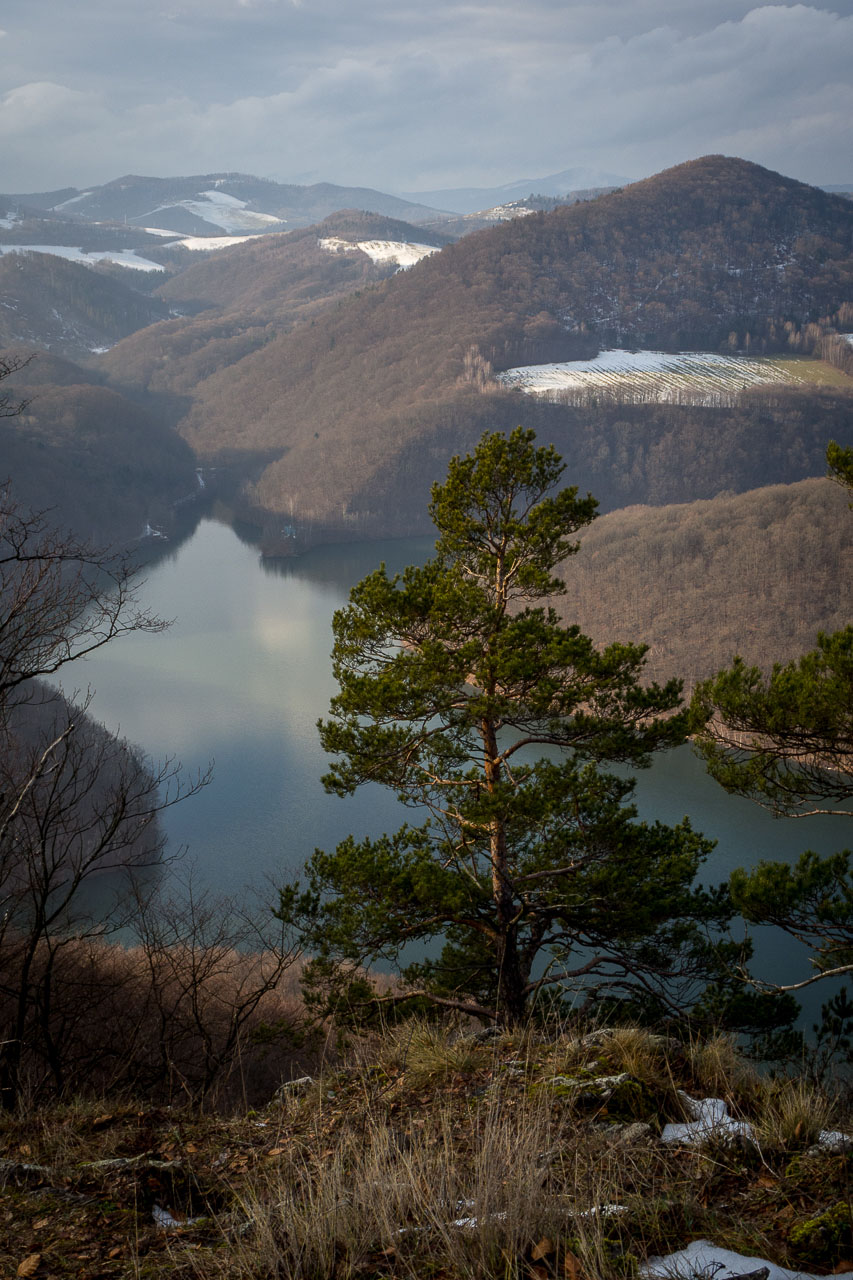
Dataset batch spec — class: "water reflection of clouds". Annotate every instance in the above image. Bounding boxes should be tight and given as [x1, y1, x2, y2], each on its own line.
[253, 606, 318, 656]
[78, 646, 331, 764]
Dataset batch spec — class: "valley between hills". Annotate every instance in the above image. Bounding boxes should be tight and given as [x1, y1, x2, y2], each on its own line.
[1, 154, 852, 1280]
[1, 153, 850, 691]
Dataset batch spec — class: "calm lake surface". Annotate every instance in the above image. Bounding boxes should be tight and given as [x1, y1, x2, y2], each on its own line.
[67, 516, 845, 1011]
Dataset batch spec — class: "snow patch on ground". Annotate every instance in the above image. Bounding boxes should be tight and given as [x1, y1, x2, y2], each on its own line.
[152, 1204, 202, 1229]
[498, 348, 805, 399]
[144, 226, 263, 249]
[0, 212, 21, 230]
[150, 190, 285, 234]
[467, 203, 537, 221]
[51, 191, 92, 210]
[642, 1239, 853, 1279]
[662, 1094, 850, 1156]
[0, 244, 164, 271]
[173, 234, 258, 251]
[843, 333, 853, 346]
[318, 236, 438, 268]
[661, 1094, 753, 1146]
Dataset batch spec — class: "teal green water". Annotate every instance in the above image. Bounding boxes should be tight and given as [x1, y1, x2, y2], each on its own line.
[67, 517, 846, 1015]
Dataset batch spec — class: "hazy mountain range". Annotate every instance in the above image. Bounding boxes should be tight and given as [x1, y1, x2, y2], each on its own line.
[7, 173, 448, 235]
[399, 166, 628, 214]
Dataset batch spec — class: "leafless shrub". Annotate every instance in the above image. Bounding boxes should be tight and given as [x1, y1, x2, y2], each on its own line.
[0, 482, 310, 1108]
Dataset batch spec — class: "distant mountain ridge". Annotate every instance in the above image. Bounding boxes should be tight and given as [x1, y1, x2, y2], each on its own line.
[8, 173, 450, 235]
[399, 166, 627, 214]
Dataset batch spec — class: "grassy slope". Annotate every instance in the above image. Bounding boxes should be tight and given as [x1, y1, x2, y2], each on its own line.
[1, 1023, 849, 1279]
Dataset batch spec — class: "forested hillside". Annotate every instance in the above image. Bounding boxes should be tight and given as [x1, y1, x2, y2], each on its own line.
[95, 156, 853, 541]
[0, 349, 198, 543]
[154, 212, 449, 315]
[554, 475, 852, 692]
[0, 253, 169, 357]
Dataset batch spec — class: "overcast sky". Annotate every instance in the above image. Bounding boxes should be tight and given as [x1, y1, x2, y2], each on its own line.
[1, 0, 851, 196]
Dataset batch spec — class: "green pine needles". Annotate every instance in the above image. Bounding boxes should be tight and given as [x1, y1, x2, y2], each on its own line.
[688, 440, 853, 998]
[280, 428, 737, 1027]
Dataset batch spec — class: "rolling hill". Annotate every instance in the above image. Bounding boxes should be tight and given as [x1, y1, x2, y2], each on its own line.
[95, 155, 853, 544]
[0, 348, 198, 544]
[10, 174, 448, 235]
[91, 211, 454, 421]
[0, 252, 169, 358]
[554, 475, 852, 692]
[154, 211, 452, 315]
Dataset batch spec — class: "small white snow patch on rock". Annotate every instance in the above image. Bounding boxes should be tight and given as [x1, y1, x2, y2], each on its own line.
[641, 1238, 853, 1280]
[661, 1093, 753, 1147]
[152, 1205, 203, 1229]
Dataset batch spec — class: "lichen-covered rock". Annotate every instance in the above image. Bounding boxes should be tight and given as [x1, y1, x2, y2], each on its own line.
[789, 1202, 853, 1270]
[541, 1072, 655, 1120]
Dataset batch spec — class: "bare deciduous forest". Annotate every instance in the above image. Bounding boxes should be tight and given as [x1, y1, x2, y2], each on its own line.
[553, 475, 852, 691]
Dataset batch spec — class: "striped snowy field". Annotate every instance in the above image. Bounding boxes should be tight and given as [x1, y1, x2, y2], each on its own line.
[497, 349, 805, 398]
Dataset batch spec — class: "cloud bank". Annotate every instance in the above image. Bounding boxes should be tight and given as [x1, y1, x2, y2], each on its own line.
[1, 1, 851, 193]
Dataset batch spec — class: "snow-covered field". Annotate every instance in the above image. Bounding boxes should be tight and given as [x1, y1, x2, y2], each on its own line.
[318, 236, 438, 268]
[172, 234, 257, 251]
[0, 231, 262, 271]
[0, 244, 165, 271]
[498, 348, 805, 401]
[148, 189, 284, 234]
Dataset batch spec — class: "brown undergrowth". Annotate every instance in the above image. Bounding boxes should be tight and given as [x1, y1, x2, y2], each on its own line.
[1, 1021, 851, 1279]
[0, 933, 312, 1110]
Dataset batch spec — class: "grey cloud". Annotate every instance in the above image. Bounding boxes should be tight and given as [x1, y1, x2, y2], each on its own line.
[1, 2, 851, 193]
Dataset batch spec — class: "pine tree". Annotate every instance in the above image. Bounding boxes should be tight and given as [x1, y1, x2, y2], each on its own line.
[281, 428, 731, 1026]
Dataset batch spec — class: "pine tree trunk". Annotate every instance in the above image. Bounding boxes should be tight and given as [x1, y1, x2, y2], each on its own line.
[495, 925, 528, 1026]
[483, 716, 528, 1025]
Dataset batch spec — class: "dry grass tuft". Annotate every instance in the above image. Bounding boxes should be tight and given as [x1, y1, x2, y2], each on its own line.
[686, 1032, 760, 1105]
[372, 1019, 485, 1086]
[588, 1027, 673, 1085]
[1, 1022, 851, 1280]
[754, 1077, 837, 1152]
[228, 1097, 564, 1279]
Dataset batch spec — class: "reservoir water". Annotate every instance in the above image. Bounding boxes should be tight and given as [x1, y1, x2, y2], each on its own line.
[66, 515, 846, 1016]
